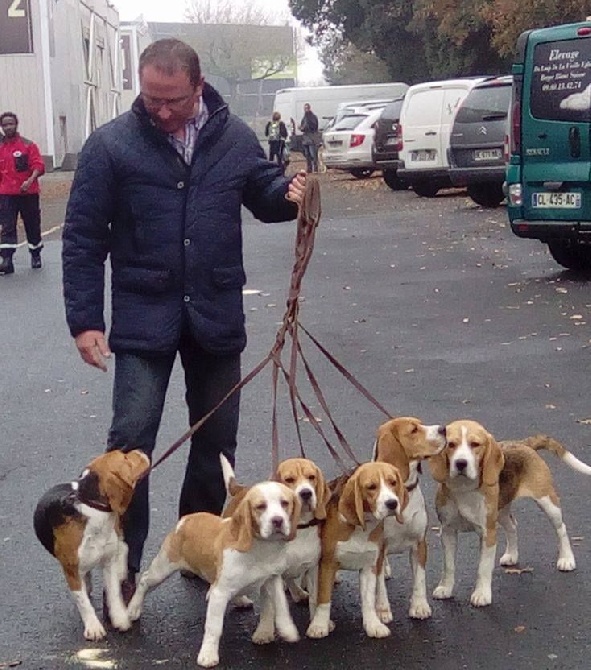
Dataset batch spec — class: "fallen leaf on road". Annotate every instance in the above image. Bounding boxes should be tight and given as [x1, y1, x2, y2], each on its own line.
[514, 625, 526, 633]
[505, 567, 533, 575]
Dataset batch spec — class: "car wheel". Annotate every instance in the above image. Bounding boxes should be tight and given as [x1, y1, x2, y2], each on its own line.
[547, 241, 591, 271]
[412, 181, 439, 198]
[349, 168, 375, 179]
[467, 183, 505, 208]
[382, 169, 407, 191]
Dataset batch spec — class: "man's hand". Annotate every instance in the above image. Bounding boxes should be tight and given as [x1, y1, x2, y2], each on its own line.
[20, 178, 32, 193]
[75, 330, 112, 371]
[286, 170, 306, 206]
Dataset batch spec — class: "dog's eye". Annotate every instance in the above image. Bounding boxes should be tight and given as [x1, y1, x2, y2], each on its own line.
[284, 477, 295, 484]
[448, 442, 457, 449]
[308, 474, 316, 481]
[386, 477, 396, 486]
[280, 499, 290, 509]
[470, 441, 480, 449]
[411, 425, 418, 434]
[367, 483, 378, 491]
[255, 502, 268, 512]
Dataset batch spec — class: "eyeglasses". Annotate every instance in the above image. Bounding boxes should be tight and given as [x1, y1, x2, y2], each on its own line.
[141, 91, 196, 111]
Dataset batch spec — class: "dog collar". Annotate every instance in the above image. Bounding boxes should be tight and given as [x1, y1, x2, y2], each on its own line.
[405, 478, 420, 492]
[70, 490, 112, 513]
[298, 518, 322, 530]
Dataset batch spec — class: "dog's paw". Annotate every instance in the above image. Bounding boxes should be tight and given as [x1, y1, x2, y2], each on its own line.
[127, 597, 142, 622]
[84, 619, 107, 641]
[409, 599, 432, 619]
[499, 552, 518, 566]
[306, 622, 331, 639]
[433, 584, 453, 600]
[197, 645, 219, 668]
[364, 621, 391, 638]
[557, 555, 576, 572]
[278, 621, 299, 643]
[251, 625, 275, 645]
[232, 594, 254, 609]
[289, 586, 309, 604]
[470, 588, 492, 607]
[376, 606, 393, 624]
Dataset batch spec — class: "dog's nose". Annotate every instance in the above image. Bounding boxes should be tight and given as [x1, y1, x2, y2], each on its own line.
[455, 459, 468, 472]
[271, 516, 285, 530]
[385, 499, 398, 511]
[438, 425, 446, 437]
[299, 489, 313, 501]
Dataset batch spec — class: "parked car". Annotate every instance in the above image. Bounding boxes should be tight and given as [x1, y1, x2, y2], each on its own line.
[323, 99, 395, 132]
[371, 97, 406, 190]
[321, 106, 385, 178]
[506, 20, 591, 270]
[398, 78, 485, 197]
[448, 75, 512, 208]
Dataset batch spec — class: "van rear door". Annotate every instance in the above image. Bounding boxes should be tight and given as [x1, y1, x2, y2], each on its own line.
[522, 30, 591, 222]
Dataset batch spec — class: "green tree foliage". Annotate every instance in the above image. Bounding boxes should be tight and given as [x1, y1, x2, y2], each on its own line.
[289, 0, 591, 83]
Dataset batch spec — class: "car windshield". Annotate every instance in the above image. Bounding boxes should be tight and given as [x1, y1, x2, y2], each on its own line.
[332, 114, 369, 131]
[454, 85, 511, 123]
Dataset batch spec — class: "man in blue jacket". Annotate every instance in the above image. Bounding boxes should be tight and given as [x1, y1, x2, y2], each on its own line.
[62, 38, 306, 600]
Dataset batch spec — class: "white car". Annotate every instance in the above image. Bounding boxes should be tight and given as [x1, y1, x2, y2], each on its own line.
[321, 106, 384, 179]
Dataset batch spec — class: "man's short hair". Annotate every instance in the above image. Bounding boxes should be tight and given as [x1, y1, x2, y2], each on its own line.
[0, 112, 18, 125]
[139, 38, 202, 88]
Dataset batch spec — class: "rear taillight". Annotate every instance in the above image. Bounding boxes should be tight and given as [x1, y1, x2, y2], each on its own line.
[350, 134, 365, 148]
[510, 76, 522, 155]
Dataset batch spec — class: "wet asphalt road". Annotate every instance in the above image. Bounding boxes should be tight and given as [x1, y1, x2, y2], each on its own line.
[2, 173, 591, 669]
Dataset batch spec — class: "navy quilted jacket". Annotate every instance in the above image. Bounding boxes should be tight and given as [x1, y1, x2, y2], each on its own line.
[62, 84, 298, 355]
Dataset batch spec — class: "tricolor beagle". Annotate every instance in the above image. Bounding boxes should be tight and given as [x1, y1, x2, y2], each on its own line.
[221, 455, 330, 625]
[373, 416, 446, 620]
[306, 461, 407, 639]
[127, 481, 301, 668]
[429, 419, 591, 607]
[33, 449, 149, 640]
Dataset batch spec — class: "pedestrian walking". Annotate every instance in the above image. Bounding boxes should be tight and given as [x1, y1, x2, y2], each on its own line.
[0, 112, 45, 274]
[264, 111, 288, 172]
[299, 103, 320, 173]
[62, 38, 307, 601]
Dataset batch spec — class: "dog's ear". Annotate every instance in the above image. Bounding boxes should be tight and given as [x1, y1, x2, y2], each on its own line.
[287, 491, 302, 541]
[428, 449, 449, 483]
[395, 470, 409, 523]
[481, 436, 505, 487]
[374, 422, 410, 482]
[314, 466, 331, 521]
[229, 496, 255, 552]
[338, 471, 365, 529]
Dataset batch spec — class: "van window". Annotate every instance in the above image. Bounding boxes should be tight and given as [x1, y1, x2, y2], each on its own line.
[530, 38, 591, 122]
[381, 99, 403, 119]
[454, 85, 510, 123]
[405, 89, 444, 124]
[333, 114, 369, 131]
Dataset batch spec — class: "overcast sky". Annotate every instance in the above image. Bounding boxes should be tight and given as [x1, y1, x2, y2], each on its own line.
[111, 0, 324, 83]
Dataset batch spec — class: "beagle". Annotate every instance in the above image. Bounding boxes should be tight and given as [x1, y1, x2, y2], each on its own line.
[221, 455, 330, 624]
[429, 419, 591, 607]
[127, 481, 301, 668]
[33, 449, 149, 640]
[306, 461, 408, 639]
[372, 417, 447, 621]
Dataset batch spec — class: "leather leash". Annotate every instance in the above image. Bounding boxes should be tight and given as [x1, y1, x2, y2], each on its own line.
[144, 176, 392, 479]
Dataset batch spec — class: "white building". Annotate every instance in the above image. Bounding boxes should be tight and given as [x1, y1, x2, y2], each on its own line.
[0, 0, 122, 170]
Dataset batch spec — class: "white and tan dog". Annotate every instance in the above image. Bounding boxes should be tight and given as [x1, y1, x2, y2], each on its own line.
[127, 481, 301, 668]
[429, 419, 591, 607]
[372, 416, 447, 620]
[306, 461, 408, 639]
[33, 449, 149, 640]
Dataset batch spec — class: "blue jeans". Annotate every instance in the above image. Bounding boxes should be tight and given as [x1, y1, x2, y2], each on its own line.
[302, 141, 318, 173]
[107, 337, 241, 573]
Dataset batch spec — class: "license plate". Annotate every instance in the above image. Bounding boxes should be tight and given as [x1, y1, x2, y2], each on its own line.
[327, 140, 343, 147]
[386, 137, 399, 146]
[474, 148, 502, 161]
[532, 192, 581, 208]
[411, 150, 435, 161]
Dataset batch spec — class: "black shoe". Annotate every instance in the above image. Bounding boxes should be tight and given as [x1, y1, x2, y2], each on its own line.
[31, 253, 42, 269]
[0, 257, 14, 275]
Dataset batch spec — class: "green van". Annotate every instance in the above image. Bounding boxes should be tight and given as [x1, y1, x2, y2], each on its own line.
[506, 21, 591, 270]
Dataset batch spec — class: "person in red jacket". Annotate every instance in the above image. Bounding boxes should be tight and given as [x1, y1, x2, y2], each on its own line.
[0, 112, 45, 275]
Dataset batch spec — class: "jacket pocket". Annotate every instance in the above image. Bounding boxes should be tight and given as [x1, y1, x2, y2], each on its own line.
[212, 265, 246, 290]
[14, 153, 30, 173]
[114, 267, 173, 294]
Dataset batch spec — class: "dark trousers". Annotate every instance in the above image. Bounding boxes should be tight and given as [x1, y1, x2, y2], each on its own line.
[302, 141, 318, 173]
[107, 333, 241, 573]
[268, 140, 285, 167]
[0, 194, 43, 258]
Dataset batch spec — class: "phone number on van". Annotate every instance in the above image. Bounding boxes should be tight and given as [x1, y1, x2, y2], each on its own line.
[532, 192, 581, 208]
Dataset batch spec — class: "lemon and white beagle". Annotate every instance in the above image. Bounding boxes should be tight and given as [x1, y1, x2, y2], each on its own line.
[372, 416, 446, 621]
[306, 461, 408, 640]
[221, 455, 330, 624]
[33, 449, 149, 640]
[127, 481, 301, 668]
[429, 419, 591, 607]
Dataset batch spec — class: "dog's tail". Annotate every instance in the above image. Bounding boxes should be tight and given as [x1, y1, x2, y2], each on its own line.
[219, 454, 245, 496]
[524, 435, 591, 476]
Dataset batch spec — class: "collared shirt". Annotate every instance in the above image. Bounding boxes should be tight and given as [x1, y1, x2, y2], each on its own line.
[168, 100, 209, 165]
